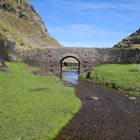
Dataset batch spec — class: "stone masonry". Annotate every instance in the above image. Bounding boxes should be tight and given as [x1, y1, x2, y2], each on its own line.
[22, 47, 140, 74]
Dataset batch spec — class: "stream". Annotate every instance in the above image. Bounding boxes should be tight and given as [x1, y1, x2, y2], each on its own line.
[61, 69, 79, 86]
[56, 70, 140, 140]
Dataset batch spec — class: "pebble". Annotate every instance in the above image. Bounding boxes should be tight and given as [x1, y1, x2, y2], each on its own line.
[89, 96, 99, 100]
[129, 97, 136, 100]
[124, 95, 128, 97]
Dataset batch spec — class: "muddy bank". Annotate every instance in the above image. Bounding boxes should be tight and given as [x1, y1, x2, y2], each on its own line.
[54, 81, 140, 140]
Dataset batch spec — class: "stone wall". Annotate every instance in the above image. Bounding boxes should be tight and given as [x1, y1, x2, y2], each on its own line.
[22, 47, 140, 74]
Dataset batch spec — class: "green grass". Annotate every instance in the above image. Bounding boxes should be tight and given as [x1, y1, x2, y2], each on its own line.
[62, 66, 78, 71]
[0, 62, 81, 140]
[88, 64, 140, 96]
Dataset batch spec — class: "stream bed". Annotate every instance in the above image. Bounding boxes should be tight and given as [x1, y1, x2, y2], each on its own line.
[61, 70, 79, 86]
[56, 70, 140, 140]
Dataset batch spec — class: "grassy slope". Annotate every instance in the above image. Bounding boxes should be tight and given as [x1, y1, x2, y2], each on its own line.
[0, 63, 81, 140]
[88, 64, 140, 96]
[113, 28, 140, 48]
[132, 44, 140, 48]
[0, 0, 62, 49]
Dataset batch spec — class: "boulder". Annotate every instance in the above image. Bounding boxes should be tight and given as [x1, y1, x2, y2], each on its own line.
[0, 34, 5, 61]
[0, 34, 17, 62]
[19, 11, 30, 20]
[4, 35, 17, 61]
[0, 62, 9, 73]
[0, 2, 4, 9]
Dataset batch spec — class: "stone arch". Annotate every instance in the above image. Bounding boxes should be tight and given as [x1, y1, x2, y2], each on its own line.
[59, 53, 83, 74]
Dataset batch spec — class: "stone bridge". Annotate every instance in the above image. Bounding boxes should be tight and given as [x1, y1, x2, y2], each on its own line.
[23, 47, 140, 74]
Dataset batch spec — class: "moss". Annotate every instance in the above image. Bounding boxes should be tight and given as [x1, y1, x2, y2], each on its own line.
[15, 3, 21, 8]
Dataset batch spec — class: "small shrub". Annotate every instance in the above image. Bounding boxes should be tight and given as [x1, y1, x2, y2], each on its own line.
[15, 3, 21, 8]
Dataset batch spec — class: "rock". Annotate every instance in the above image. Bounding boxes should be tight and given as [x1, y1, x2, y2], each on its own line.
[4, 36, 16, 52]
[0, 0, 62, 50]
[0, 3, 4, 9]
[8, 54, 17, 61]
[0, 34, 17, 62]
[88, 96, 99, 100]
[129, 97, 136, 100]
[30, 5, 36, 13]
[16, 0, 23, 3]
[19, 12, 30, 20]
[0, 63, 9, 73]
[124, 95, 129, 97]
[113, 28, 140, 48]
[32, 69, 53, 76]
[0, 34, 5, 61]
[3, 3, 12, 12]
[4, 35, 17, 61]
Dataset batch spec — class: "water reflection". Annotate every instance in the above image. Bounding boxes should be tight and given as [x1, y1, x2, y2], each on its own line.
[62, 69, 79, 86]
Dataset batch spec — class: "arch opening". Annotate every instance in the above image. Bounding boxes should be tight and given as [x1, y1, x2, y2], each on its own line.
[60, 56, 80, 74]
[60, 56, 80, 86]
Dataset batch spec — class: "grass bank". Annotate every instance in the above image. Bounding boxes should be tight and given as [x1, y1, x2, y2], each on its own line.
[80, 64, 140, 96]
[0, 63, 81, 140]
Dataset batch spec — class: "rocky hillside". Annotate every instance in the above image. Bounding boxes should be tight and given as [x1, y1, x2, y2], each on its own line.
[0, 0, 62, 52]
[113, 28, 140, 48]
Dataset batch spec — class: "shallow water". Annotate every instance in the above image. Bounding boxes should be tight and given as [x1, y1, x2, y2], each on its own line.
[61, 70, 79, 86]
[56, 74, 140, 140]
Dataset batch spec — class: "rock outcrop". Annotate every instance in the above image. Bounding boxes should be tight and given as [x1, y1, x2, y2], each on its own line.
[0, 0, 62, 53]
[113, 28, 140, 48]
[0, 33, 17, 70]
[0, 34, 10, 72]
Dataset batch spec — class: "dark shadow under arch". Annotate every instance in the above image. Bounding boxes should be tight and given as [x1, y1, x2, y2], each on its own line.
[60, 56, 80, 74]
